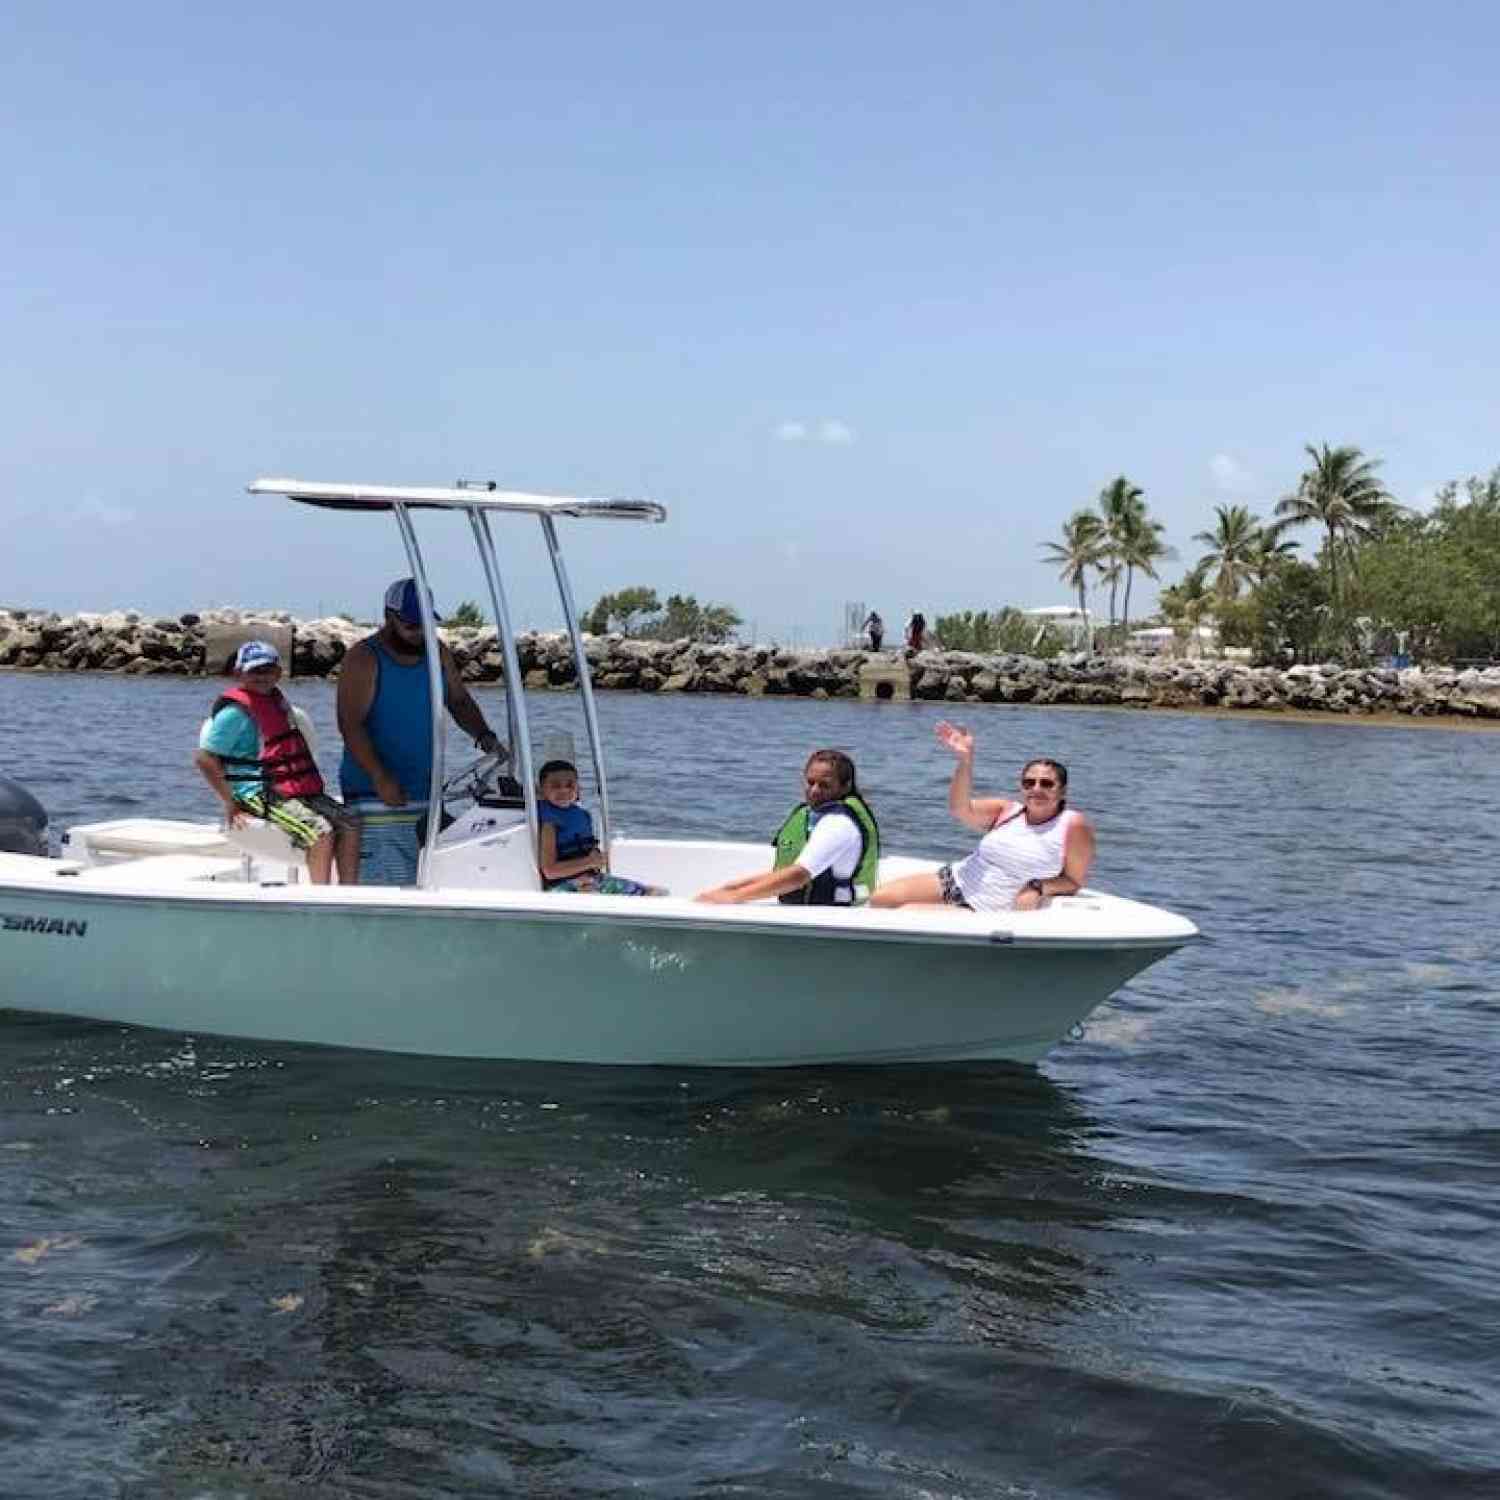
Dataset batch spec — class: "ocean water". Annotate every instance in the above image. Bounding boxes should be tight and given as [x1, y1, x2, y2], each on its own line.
[2, 673, 1498, 1499]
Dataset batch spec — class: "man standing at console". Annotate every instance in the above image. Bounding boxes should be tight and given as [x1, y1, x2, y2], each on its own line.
[337, 578, 505, 884]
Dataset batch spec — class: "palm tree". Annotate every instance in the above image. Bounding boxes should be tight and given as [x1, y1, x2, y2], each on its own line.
[1096, 475, 1145, 640]
[1119, 508, 1175, 637]
[1248, 520, 1300, 586]
[1275, 443, 1394, 603]
[1041, 509, 1105, 645]
[1192, 504, 1263, 603]
[1095, 555, 1123, 642]
[1158, 562, 1214, 656]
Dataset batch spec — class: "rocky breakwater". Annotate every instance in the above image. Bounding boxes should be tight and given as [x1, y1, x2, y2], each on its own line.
[0, 608, 347, 677]
[894, 651, 1500, 720]
[4, 608, 1500, 720]
[444, 635, 1500, 719]
[0, 609, 207, 674]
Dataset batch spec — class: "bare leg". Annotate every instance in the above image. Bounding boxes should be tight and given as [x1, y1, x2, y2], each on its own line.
[335, 823, 361, 885]
[870, 871, 944, 908]
[306, 832, 334, 885]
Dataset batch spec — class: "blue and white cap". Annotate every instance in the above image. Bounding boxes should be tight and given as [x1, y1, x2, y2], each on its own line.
[384, 577, 441, 625]
[234, 639, 281, 672]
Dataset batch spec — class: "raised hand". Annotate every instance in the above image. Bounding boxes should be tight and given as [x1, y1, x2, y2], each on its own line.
[935, 721, 975, 760]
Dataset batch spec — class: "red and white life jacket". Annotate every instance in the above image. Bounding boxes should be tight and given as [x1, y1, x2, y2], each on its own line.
[210, 687, 324, 799]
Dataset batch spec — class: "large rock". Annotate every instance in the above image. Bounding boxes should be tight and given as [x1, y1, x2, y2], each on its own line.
[0, 628, 42, 666]
[203, 617, 295, 677]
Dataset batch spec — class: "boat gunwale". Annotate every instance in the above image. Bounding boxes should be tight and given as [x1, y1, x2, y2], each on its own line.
[0, 867, 1199, 952]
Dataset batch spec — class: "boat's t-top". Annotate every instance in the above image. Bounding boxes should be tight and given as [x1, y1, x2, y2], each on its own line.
[248, 477, 667, 889]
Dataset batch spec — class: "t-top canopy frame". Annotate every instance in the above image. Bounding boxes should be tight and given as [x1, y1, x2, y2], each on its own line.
[249, 477, 666, 524]
[250, 476, 666, 889]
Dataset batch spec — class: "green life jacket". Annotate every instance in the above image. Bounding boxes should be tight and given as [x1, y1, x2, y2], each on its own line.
[771, 794, 880, 906]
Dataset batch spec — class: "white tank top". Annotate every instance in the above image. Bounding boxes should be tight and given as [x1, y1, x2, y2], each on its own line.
[953, 806, 1076, 913]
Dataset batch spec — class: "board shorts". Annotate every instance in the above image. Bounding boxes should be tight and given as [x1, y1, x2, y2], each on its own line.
[338, 799, 435, 885]
[548, 873, 668, 897]
[236, 791, 358, 851]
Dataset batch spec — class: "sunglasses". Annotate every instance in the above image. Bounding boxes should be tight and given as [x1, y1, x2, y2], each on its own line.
[1021, 776, 1058, 790]
[245, 664, 279, 675]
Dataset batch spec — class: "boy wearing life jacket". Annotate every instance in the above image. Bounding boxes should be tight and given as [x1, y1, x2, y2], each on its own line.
[536, 759, 665, 896]
[194, 640, 360, 884]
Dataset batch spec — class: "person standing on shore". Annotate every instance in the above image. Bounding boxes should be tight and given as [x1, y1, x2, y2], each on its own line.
[337, 578, 505, 885]
[905, 610, 927, 652]
[863, 610, 885, 651]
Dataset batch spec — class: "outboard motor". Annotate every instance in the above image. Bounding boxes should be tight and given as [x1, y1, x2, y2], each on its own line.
[0, 775, 48, 857]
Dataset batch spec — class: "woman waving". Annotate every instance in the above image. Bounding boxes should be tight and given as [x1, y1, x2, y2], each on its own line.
[871, 722, 1094, 912]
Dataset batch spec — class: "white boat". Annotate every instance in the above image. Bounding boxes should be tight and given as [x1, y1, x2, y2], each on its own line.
[0, 478, 1198, 1066]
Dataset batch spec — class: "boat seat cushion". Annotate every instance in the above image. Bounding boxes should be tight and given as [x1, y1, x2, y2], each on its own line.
[71, 854, 244, 886]
[63, 817, 236, 858]
[221, 818, 309, 867]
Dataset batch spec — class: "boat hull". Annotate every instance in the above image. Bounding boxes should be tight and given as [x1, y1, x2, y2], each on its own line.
[0, 876, 1185, 1066]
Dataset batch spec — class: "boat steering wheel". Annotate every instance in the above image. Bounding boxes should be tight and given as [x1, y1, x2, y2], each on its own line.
[441, 748, 517, 805]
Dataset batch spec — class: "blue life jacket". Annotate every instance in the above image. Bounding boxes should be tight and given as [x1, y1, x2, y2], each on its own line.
[538, 801, 598, 887]
[339, 637, 436, 803]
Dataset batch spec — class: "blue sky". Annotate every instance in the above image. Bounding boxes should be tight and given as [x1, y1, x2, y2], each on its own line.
[4, 1, 1496, 641]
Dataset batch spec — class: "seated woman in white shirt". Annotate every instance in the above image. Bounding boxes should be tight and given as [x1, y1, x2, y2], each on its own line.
[871, 722, 1094, 912]
[696, 750, 880, 906]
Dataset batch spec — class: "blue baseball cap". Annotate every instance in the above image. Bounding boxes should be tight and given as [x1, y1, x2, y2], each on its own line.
[234, 640, 281, 672]
[384, 577, 441, 625]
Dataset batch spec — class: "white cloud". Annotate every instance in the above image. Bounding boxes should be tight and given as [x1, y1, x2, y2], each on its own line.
[1208, 453, 1254, 494]
[76, 497, 137, 529]
[773, 418, 855, 446]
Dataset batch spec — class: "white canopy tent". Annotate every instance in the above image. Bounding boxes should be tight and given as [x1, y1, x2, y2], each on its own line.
[1128, 623, 1220, 657]
[1021, 605, 1093, 647]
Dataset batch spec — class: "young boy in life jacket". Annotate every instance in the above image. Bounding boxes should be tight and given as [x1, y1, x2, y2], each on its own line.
[194, 640, 360, 884]
[536, 759, 664, 896]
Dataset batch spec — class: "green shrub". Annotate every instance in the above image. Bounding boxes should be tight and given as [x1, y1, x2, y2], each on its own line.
[933, 607, 1067, 657]
[448, 600, 487, 628]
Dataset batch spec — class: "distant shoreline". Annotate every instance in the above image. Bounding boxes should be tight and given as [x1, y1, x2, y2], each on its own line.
[13, 666, 1492, 733]
[1012, 697, 1500, 732]
[3, 607, 1500, 727]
